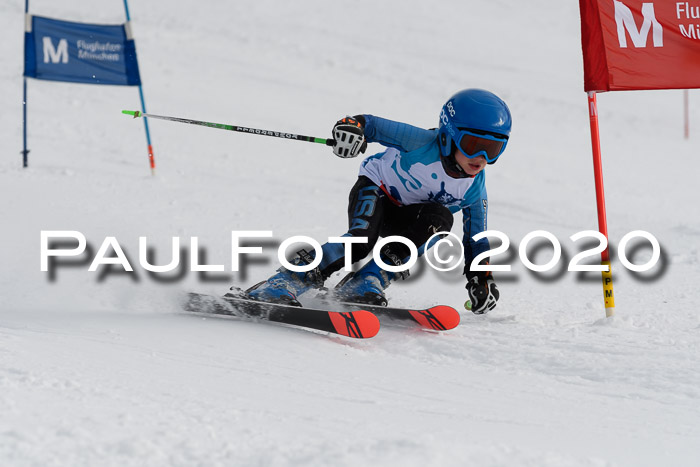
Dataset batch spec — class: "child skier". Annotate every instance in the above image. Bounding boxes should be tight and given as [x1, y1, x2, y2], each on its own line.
[243, 88, 511, 315]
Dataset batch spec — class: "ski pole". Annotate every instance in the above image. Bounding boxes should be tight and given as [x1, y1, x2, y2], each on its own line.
[122, 110, 335, 146]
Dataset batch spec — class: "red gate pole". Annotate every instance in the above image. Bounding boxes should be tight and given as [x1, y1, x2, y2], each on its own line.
[587, 91, 615, 318]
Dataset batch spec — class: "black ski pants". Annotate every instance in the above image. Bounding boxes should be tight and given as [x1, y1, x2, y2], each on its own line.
[319, 176, 454, 278]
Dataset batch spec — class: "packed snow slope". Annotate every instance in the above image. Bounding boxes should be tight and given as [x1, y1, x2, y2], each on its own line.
[1, 1, 700, 466]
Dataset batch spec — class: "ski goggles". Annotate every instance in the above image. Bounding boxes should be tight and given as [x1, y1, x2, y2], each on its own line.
[454, 129, 508, 164]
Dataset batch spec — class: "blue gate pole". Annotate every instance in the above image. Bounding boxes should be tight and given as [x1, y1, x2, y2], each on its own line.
[23, 78, 28, 168]
[22, 0, 29, 168]
[123, 0, 156, 175]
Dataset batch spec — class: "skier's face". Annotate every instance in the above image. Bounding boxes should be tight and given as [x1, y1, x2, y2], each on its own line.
[454, 152, 487, 176]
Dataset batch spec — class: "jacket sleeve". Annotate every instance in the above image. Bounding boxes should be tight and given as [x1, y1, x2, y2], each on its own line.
[361, 114, 436, 152]
[461, 187, 490, 269]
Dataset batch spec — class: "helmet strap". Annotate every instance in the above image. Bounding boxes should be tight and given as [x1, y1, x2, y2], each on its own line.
[440, 144, 473, 179]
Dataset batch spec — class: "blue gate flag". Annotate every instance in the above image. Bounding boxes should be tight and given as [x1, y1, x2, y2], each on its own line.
[24, 15, 141, 86]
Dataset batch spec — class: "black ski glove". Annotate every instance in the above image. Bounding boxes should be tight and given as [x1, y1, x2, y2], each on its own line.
[465, 268, 499, 314]
[332, 115, 367, 158]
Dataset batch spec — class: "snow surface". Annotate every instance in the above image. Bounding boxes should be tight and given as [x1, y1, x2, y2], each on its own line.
[2, 1, 700, 466]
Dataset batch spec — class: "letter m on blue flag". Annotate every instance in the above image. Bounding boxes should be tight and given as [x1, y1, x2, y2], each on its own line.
[24, 15, 141, 86]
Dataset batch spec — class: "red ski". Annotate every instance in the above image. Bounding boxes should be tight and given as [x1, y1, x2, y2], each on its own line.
[319, 299, 461, 331]
[183, 292, 380, 339]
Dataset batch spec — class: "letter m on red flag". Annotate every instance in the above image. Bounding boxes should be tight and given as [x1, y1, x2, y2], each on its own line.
[579, 0, 700, 91]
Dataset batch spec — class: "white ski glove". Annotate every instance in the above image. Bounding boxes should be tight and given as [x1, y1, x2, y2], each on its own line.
[465, 270, 499, 314]
[332, 116, 367, 158]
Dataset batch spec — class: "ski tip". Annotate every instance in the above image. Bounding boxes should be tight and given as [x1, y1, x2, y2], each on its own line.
[328, 310, 380, 339]
[121, 110, 141, 118]
[409, 306, 461, 331]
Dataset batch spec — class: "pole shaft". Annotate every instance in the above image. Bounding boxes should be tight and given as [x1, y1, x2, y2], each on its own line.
[587, 92, 610, 258]
[587, 92, 615, 317]
[137, 85, 154, 174]
[22, 0, 29, 168]
[23, 78, 28, 168]
[123, 0, 155, 174]
[684, 89, 689, 140]
[123, 110, 332, 145]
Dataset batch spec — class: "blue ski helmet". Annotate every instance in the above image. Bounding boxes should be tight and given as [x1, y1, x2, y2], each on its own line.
[438, 89, 512, 168]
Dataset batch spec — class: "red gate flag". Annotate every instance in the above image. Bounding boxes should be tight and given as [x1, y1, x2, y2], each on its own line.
[580, 0, 700, 91]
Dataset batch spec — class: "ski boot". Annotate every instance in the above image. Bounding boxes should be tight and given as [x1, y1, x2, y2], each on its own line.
[334, 255, 407, 307]
[242, 250, 323, 306]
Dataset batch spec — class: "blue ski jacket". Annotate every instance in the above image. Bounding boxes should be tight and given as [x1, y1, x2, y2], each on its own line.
[358, 114, 490, 265]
